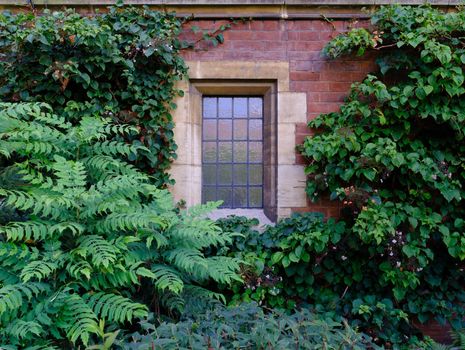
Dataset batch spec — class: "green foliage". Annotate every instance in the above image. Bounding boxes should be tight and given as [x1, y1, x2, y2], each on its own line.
[294, 4, 465, 347]
[0, 102, 241, 348]
[122, 302, 380, 349]
[0, 5, 189, 187]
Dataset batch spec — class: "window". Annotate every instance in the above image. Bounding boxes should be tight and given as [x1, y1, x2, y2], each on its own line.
[201, 96, 263, 208]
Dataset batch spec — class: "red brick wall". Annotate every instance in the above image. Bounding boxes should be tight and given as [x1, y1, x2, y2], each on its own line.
[181, 19, 377, 217]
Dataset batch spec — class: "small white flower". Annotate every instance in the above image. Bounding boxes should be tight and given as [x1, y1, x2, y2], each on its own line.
[431, 174, 437, 180]
[392, 239, 397, 244]
[396, 261, 401, 268]
[341, 255, 347, 261]
[389, 252, 394, 256]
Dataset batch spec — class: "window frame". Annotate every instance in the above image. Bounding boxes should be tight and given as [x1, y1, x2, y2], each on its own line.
[190, 80, 277, 221]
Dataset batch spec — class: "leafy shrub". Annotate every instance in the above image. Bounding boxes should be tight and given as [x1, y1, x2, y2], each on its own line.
[122, 302, 380, 349]
[0, 103, 241, 348]
[297, 3, 465, 347]
[0, 4, 188, 186]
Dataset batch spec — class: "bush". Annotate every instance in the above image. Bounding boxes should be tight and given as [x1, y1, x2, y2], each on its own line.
[300, 4, 465, 347]
[122, 302, 380, 349]
[0, 103, 241, 348]
[0, 4, 188, 186]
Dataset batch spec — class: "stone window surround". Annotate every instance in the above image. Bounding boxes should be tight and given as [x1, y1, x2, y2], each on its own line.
[169, 60, 308, 220]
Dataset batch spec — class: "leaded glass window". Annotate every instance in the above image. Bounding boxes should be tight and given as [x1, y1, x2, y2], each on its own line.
[202, 96, 263, 208]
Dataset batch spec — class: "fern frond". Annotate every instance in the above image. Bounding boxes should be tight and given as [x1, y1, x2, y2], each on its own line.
[84, 292, 148, 323]
[205, 257, 242, 284]
[151, 264, 184, 294]
[183, 285, 226, 304]
[76, 235, 120, 269]
[5, 319, 43, 339]
[89, 140, 145, 157]
[0, 282, 49, 315]
[95, 210, 167, 233]
[57, 293, 99, 345]
[0, 221, 53, 242]
[20, 260, 58, 282]
[163, 248, 208, 274]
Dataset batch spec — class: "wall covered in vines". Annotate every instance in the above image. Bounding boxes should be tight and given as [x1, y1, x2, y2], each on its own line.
[0, 4, 188, 187]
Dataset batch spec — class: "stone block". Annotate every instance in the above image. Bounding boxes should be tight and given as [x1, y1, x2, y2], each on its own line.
[278, 92, 307, 123]
[277, 165, 307, 207]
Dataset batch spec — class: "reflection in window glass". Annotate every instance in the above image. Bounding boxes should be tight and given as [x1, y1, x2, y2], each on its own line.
[202, 96, 263, 208]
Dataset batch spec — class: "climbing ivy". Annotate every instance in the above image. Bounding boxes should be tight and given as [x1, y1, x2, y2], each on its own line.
[0, 4, 188, 186]
[299, 3, 465, 340]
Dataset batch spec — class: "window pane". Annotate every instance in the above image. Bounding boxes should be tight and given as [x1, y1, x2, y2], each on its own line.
[203, 97, 217, 118]
[203, 119, 217, 141]
[202, 142, 216, 163]
[218, 164, 232, 185]
[234, 142, 247, 162]
[202, 165, 216, 185]
[249, 142, 262, 162]
[249, 187, 262, 208]
[218, 119, 232, 140]
[202, 96, 264, 209]
[218, 98, 232, 118]
[233, 187, 247, 207]
[218, 142, 232, 162]
[233, 119, 247, 140]
[249, 164, 262, 185]
[202, 187, 216, 202]
[233, 164, 247, 185]
[249, 97, 263, 118]
[249, 119, 262, 140]
[218, 188, 232, 208]
[233, 97, 247, 118]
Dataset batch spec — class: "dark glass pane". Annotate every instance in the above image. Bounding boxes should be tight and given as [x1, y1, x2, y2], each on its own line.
[218, 164, 232, 185]
[218, 98, 232, 118]
[203, 119, 217, 141]
[233, 97, 247, 118]
[203, 97, 217, 119]
[234, 142, 247, 162]
[218, 142, 232, 162]
[249, 98, 263, 118]
[202, 187, 216, 202]
[218, 188, 232, 208]
[233, 119, 247, 140]
[249, 119, 262, 140]
[202, 142, 216, 163]
[233, 164, 247, 185]
[249, 142, 262, 162]
[249, 164, 262, 185]
[218, 119, 232, 140]
[233, 187, 247, 207]
[202, 165, 216, 185]
[249, 187, 262, 208]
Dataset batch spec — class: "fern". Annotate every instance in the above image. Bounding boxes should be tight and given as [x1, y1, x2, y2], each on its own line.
[84, 292, 148, 323]
[0, 102, 241, 347]
[151, 264, 184, 294]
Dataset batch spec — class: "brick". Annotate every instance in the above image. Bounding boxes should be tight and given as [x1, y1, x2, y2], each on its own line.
[253, 31, 279, 41]
[291, 60, 312, 71]
[233, 40, 266, 51]
[287, 31, 320, 41]
[224, 30, 254, 40]
[263, 41, 287, 52]
[318, 92, 347, 103]
[290, 71, 320, 81]
[250, 20, 264, 31]
[263, 21, 279, 31]
[288, 41, 325, 52]
[307, 103, 342, 114]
